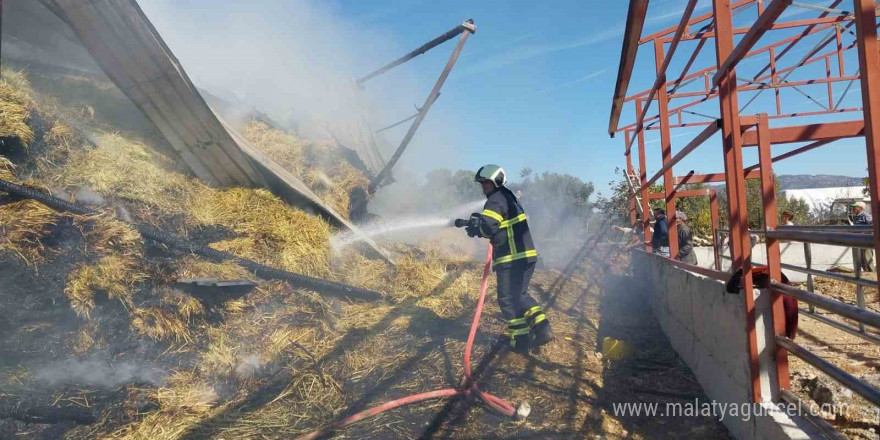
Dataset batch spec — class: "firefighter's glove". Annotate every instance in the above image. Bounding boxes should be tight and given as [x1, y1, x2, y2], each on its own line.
[465, 213, 481, 237]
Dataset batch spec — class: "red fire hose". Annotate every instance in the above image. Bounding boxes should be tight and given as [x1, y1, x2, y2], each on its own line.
[295, 246, 523, 440]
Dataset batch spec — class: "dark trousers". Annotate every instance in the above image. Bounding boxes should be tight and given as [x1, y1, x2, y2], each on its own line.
[495, 260, 538, 320]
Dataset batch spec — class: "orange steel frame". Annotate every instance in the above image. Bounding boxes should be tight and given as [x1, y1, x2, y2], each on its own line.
[609, 0, 880, 404]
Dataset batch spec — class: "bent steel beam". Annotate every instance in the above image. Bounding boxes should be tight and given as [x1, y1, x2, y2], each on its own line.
[609, 0, 650, 136]
[357, 20, 474, 87]
[368, 21, 476, 193]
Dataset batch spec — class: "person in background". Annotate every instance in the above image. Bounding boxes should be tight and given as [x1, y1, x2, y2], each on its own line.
[675, 211, 697, 264]
[851, 201, 874, 272]
[780, 211, 794, 226]
[651, 208, 669, 256]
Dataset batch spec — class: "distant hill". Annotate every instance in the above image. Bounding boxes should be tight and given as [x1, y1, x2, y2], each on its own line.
[776, 174, 864, 190]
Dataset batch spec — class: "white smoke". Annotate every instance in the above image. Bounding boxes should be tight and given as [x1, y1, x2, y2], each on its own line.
[35, 359, 165, 388]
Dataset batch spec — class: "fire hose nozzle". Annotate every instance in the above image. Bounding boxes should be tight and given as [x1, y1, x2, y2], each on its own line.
[515, 401, 531, 420]
[453, 218, 468, 228]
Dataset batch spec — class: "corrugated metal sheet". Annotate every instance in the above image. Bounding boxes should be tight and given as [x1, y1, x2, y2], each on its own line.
[36, 0, 393, 263]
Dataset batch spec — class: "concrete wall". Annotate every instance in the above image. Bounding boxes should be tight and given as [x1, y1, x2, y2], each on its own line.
[633, 252, 823, 440]
[693, 242, 859, 282]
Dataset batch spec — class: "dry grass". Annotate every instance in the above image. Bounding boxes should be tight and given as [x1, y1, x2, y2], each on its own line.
[243, 120, 370, 217]
[158, 287, 206, 321]
[242, 120, 306, 177]
[52, 132, 197, 219]
[0, 69, 36, 146]
[130, 307, 192, 343]
[64, 255, 148, 317]
[174, 257, 255, 281]
[157, 371, 219, 413]
[0, 199, 60, 265]
[52, 130, 333, 276]
[0, 155, 15, 181]
[69, 321, 107, 355]
[188, 188, 332, 277]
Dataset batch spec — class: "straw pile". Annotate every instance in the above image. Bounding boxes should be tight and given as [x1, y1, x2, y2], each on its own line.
[243, 120, 369, 218]
[0, 69, 36, 146]
[0, 198, 60, 266]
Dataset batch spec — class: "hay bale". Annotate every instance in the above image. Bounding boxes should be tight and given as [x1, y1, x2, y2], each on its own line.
[0, 69, 36, 146]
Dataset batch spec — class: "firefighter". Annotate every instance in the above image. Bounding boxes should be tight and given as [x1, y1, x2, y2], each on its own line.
[461, 164, 552, 353]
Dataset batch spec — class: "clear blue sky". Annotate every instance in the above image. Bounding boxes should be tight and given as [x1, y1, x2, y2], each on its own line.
[142, 0, 868, 199]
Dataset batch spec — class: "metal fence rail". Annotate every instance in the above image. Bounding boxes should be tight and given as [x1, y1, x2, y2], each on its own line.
[776, 336, 880, 406]
[716, 227, 878, 344]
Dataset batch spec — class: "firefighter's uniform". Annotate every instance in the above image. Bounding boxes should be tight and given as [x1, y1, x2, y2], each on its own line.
[475, 183, 551, 352]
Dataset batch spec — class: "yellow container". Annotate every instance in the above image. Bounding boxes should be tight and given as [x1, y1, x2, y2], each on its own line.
[601, 337, 632, 361]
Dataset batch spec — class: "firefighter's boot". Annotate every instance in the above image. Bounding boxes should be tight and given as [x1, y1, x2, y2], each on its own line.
[508, 317, 531, 354]
[525, 306, 553, 348]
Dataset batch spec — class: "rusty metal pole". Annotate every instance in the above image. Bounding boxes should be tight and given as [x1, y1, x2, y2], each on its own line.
[369, 24, 475, 193]
[654, 40, 679, 259]
[713, 0, 763, 403]
[852, 0, 880, 306]
[757, 113, 790, 392]
[635, 99, 652, 251]
[710, 190, 721, 270]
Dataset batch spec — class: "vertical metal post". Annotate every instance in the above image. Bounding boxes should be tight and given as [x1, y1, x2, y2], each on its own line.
[713, 0, 763, 403]
[369, 27, 474, 193]
[852, 248, 866, 332]
[852, 0, 880, 311]
[654, 40, 679, 259]
[635, 99, 652, 251]
[770, 47, 781, 115]
[835, 24, 845, 76]
[825, 56, 834, 109]
[711, 191, 722, 270]
[804, 242, 815, 313]
[626, 132, 638, 228]
[757, 113, 789, 391]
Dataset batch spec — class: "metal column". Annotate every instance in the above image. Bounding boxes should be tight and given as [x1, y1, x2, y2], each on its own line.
[712, 0, 763, 403]
[852, 0, 880, 306]
[757, 113, 790, 391]
[654, 40, 679, 259]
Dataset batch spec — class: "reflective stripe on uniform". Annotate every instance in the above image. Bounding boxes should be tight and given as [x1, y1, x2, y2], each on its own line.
[530, 314, 546, 325]
[499, 213, 527, 228]
[523, 306, 542, 318]
[507, 225, 517, 255]
[481, 209, 504, 223]
[493, 249, 538, 265]
[509, 327, 530, 337]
